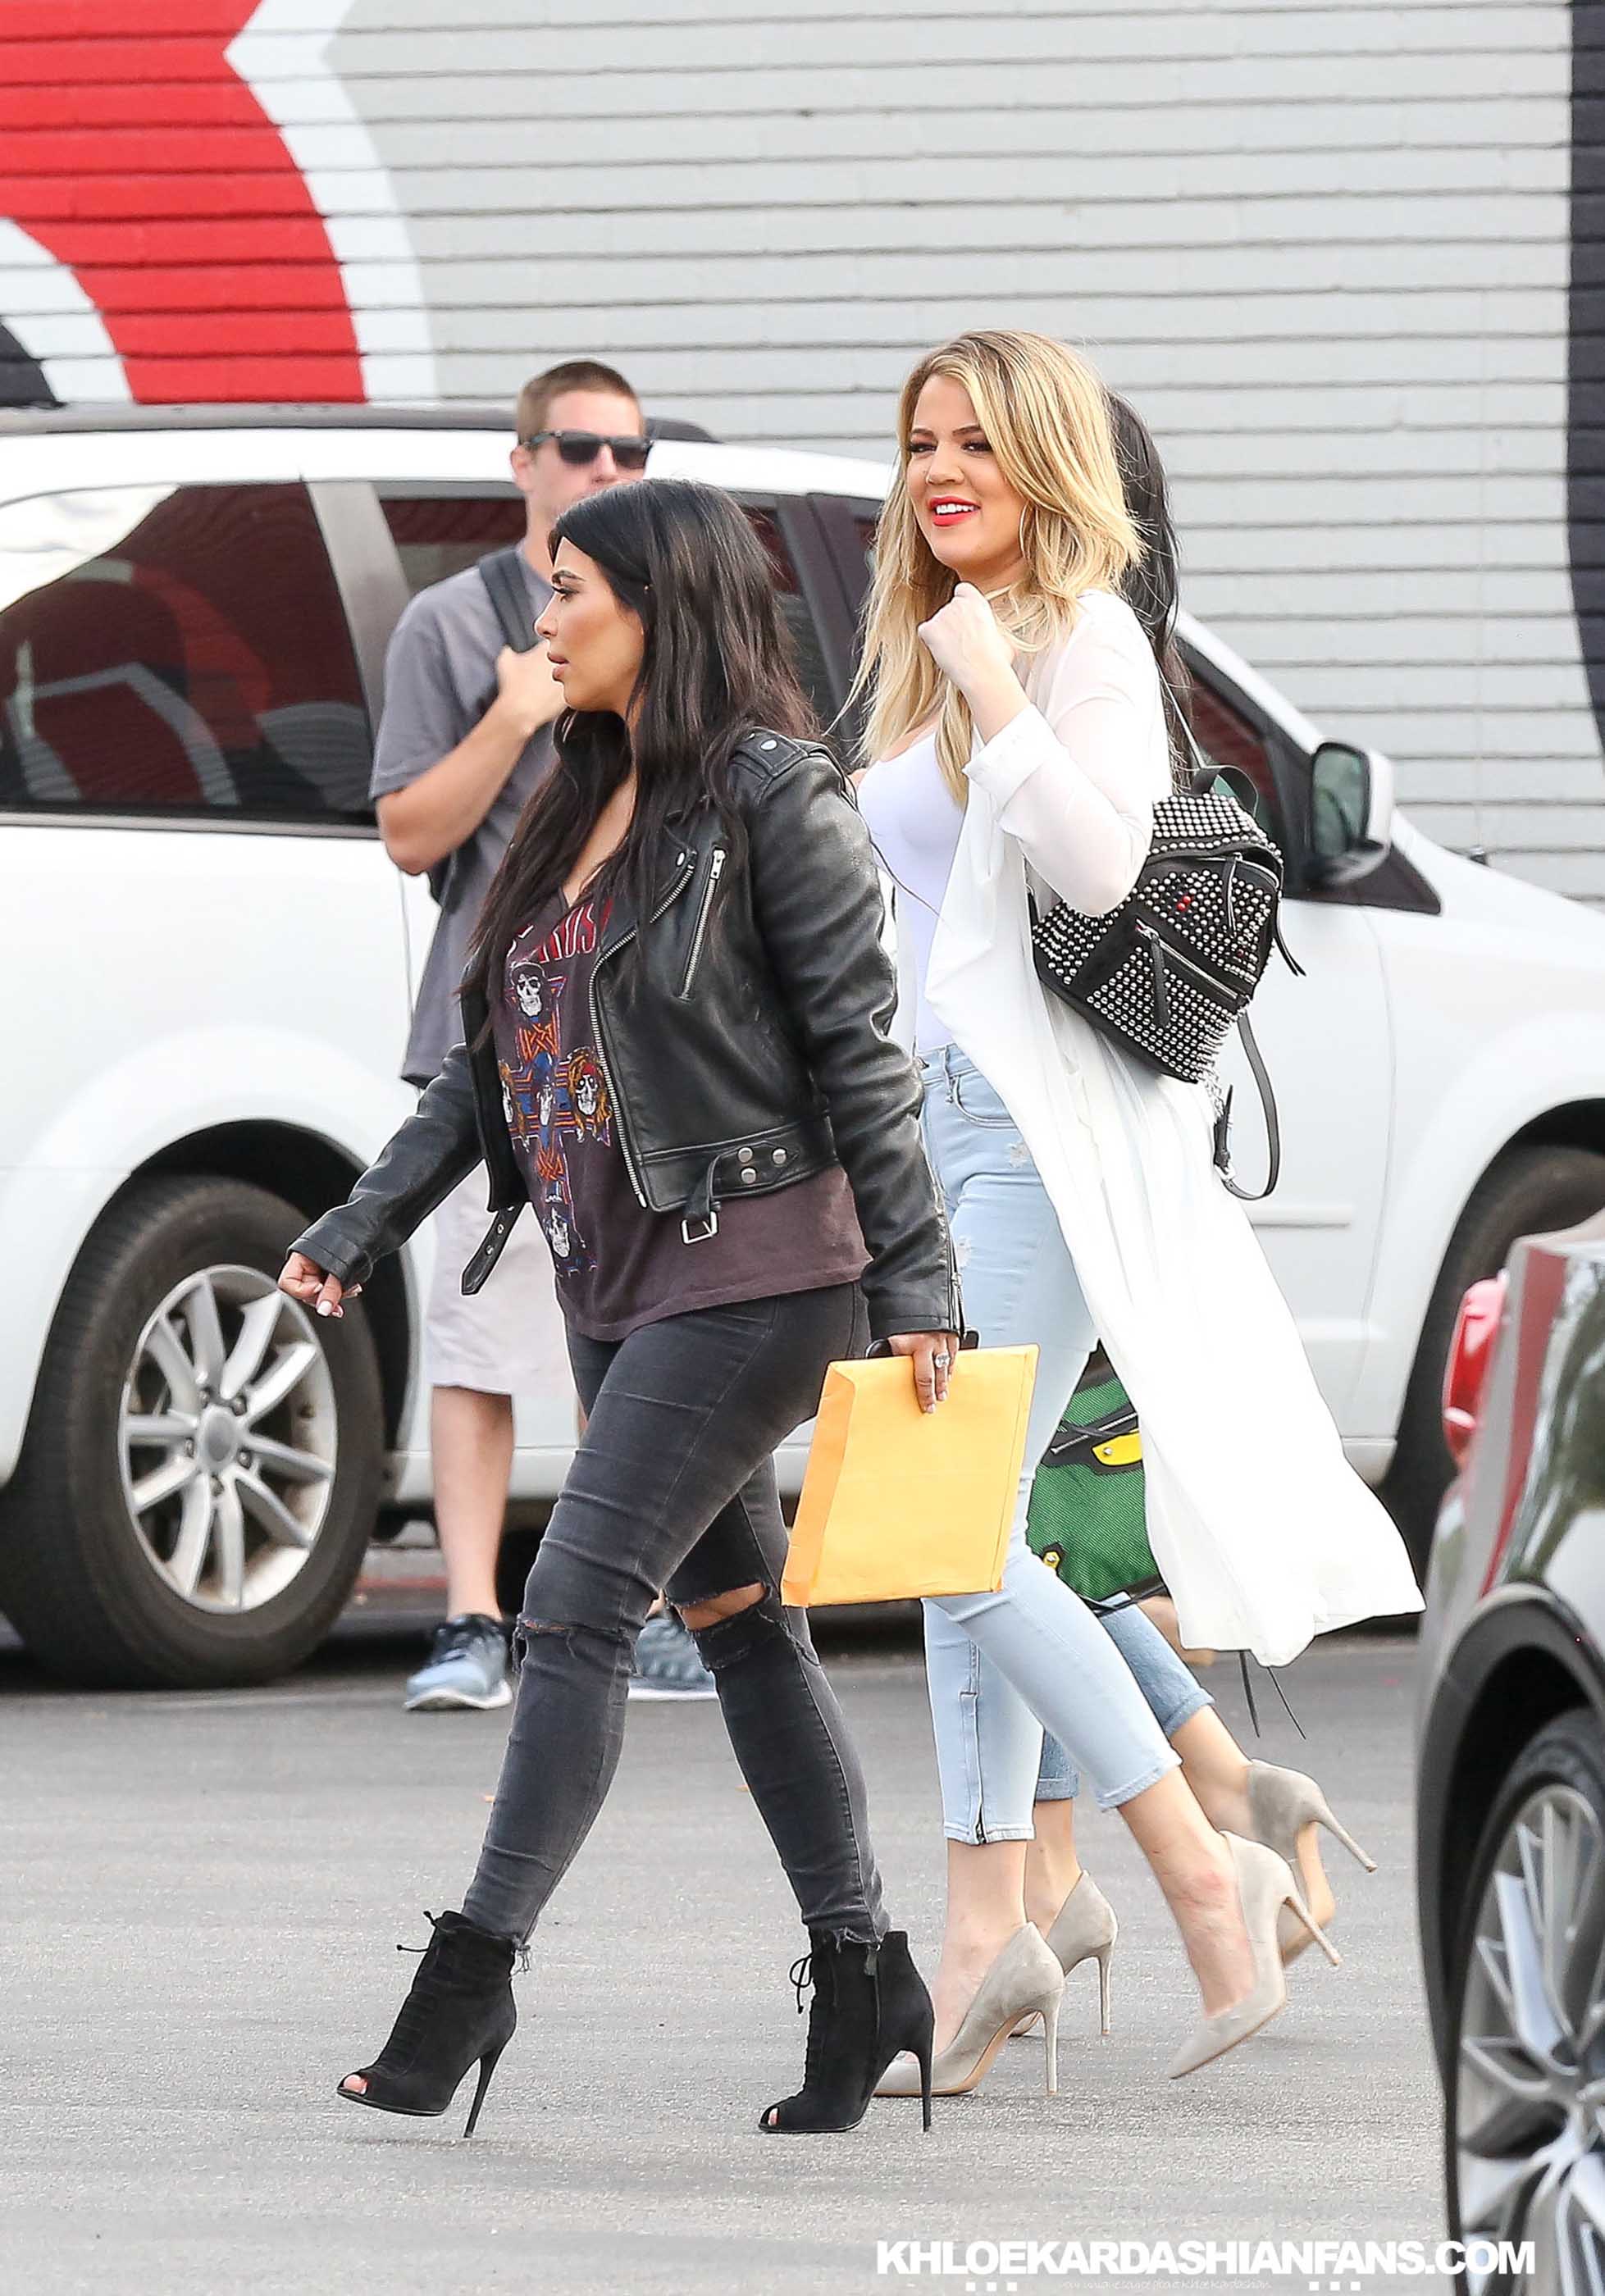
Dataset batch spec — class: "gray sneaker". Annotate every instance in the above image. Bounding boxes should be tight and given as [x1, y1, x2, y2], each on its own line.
[628, 1613, 718, 1701]
[404, 1613, 512, 1711]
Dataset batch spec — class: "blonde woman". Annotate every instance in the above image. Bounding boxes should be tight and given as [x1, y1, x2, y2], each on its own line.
[1021, 394, 1384, 2011]
[855, 332, 1422, 2098]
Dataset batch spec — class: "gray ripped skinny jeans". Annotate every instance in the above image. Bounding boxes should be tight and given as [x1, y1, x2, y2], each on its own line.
[462, 1282, 888, 1947]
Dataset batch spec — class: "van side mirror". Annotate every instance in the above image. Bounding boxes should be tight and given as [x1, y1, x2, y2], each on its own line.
[1307, 740, 1395, 886]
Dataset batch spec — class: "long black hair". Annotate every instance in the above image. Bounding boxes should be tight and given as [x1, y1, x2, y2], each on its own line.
[1106, 390, 1194, 789]
[463, 476, 816, 1015]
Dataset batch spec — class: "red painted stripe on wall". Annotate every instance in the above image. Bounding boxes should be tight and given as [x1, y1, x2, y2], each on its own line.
[4, 82, 262, 128]
[119, 355, 367, 399]
[70, 266, 355, 314]
[0, 3, 366, 403]
[1, 1, 252, 31]
[114, 310, 360, 355]
[38, 220, 341, 265]
[2, 128, 299, 171]
[0, 175, 337, 222]
[0, 40, 257, 85]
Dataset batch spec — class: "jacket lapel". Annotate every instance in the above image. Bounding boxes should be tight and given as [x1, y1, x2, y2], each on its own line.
[596, 824, 699, 957]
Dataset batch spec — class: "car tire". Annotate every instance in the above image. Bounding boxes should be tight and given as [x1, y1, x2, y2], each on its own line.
[1443, 1708, 1605, 2286]
[1385, 1145, 1605, 1572]
[0, 1176, 382, 1688]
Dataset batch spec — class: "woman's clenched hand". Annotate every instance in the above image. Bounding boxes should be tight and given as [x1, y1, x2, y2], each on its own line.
[278, 1250, 359, 1319]
[916, 582, 1016, 698]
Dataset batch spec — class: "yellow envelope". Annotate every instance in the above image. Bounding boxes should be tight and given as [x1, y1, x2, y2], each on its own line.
[782, 1346, 1040, 1606]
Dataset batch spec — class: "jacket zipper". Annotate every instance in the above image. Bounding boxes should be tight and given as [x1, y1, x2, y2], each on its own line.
[678, 845, 726, 997]
[588, 856, 696, 1209]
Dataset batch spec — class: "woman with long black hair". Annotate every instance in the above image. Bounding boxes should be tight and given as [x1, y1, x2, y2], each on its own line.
[279, 477, 955, 2137]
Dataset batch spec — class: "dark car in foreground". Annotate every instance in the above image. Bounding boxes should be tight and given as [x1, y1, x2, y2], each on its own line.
[1417, 1209, 1605, 2280]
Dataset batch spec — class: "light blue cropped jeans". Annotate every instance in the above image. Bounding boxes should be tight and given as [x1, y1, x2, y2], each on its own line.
[919, 1044, 1212, 1842]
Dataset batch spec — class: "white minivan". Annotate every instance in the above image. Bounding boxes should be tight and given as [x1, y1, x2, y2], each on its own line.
[3, 405, 1604, 1688]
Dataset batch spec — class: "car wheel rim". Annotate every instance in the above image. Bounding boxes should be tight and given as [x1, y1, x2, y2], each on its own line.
[117, 1265, 338, 1615]
[1457, 1781, 1605, 2293]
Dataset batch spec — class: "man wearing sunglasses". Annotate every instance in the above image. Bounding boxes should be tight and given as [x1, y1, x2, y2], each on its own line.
[370, 358, 657, 1715]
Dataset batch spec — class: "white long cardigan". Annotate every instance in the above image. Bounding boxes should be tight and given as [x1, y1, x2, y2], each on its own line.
[901, 591, 1424, 1666]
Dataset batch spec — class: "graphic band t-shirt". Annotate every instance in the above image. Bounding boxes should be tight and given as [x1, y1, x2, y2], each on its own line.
[492, 891, 868, 1341]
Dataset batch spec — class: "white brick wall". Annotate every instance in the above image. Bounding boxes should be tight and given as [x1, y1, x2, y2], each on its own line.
[315, 0, 1605, 898]
[6, 0, 1598, 897]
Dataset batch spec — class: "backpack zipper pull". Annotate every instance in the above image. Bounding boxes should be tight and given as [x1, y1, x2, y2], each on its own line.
[1135, 919, 1170, 1027]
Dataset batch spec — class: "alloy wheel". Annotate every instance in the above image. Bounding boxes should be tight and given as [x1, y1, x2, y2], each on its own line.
[1456, 1782, 1605, 2291]
[117, 1265, 337, 1614]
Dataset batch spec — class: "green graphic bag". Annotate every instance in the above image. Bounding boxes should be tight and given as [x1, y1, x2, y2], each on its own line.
[1025, 1348, 1164, 1607]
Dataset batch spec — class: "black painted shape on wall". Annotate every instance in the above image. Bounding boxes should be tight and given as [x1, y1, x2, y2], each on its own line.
[0, 324, 56, 408]
[1571, 8, 1605, 740]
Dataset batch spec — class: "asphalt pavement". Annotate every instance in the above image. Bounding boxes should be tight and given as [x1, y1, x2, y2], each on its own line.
[2, 1621, 1439, 2296]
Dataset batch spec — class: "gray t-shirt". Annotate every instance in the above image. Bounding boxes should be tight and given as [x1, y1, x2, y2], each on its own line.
[369, 554, 555, 1086]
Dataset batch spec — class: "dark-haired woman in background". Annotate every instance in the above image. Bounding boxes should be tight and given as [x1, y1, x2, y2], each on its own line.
[1014, 392, 1379, 2021]
[279, 477, 955, 2138]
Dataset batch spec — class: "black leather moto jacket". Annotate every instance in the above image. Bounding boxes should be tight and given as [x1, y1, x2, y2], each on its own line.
[291, 732, 959, 1344]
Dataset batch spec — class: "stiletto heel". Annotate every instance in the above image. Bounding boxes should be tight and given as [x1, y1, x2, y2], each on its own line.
[1024, 1872, 1118, 2037]
[1167, 1834, 1337, 2080]
[916, 2033, 934, 2132]
[463, 2034, 510, 2138]
[1261, 1765, 1375, 1873]
[1314, 1802, 1377, 1874]
[337, 1910, 519, 2131]
[1245, 1761, 1375, 1965]
[1284, 1884, 1343, 1969]
[1094, 1941, 1115, 2038]
[1042, 1988, 1061, 2096]
[878, 1926, 1064, 2099]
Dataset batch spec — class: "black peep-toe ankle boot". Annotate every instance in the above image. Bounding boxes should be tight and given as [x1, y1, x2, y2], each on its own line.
[759, 1929, 935, 2134]
[337, 1910, 520, 2138]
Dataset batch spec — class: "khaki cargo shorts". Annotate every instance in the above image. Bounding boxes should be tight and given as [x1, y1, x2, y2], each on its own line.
[424, 1165, 552, 1395]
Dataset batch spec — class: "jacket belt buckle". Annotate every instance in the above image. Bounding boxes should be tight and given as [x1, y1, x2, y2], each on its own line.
[681, 1210, 721, 1245]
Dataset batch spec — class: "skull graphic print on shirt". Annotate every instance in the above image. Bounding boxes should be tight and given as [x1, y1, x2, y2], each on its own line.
[495, 895, 614, 1278]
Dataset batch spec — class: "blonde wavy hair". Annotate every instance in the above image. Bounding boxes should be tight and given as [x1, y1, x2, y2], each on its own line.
[855, 330, 1141, 801]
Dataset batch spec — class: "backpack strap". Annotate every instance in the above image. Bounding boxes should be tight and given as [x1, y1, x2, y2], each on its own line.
[1215, 1011, 1283, 1202]
[424, 548, 540, 905]
[477, 544, 539, 653]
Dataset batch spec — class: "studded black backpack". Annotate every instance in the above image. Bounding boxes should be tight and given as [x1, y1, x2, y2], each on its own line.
[1028, 736, 1302, 1202]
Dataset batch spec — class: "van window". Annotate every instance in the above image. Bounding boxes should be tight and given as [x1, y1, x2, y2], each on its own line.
[744, 504, 836, 725]
[379, 489, 527, 596]
[1184, 670, 1284, 845]
[0, 484, 371, 821]
[379, 490, 839, 727]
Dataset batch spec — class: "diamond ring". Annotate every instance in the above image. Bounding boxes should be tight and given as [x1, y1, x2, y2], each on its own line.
[932, 1351, 952, 1369]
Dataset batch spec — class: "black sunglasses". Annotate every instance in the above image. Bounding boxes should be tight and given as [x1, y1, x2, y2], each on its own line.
[522, 428, 650, 472]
